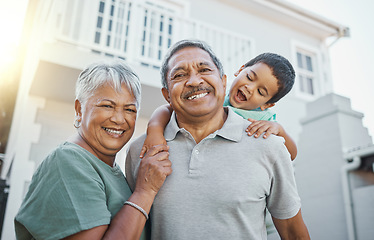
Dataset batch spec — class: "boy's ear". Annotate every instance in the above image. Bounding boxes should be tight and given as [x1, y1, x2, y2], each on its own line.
[234, 65, 245, 77]
[161, 88, 171, 103]
[260, 103, 275, 111]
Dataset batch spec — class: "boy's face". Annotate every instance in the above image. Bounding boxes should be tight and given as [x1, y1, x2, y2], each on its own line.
[229, 62, 278, 111]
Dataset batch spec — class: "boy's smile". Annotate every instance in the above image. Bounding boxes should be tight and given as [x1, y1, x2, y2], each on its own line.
[229, 62, 278, 111]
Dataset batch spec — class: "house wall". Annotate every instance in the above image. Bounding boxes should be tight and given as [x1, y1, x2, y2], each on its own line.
[353, 185, 374, 239]
[2, 0, 350, 239]
[30, 99, 75, 168]
[296, 93, 373, 239]
[187, 0, 329, 144]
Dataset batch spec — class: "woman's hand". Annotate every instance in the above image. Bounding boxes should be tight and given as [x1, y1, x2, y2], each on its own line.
[135, 144, 172, 197]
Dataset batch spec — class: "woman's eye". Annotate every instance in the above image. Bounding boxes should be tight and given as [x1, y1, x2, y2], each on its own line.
[100, 105, 112, 108]
[126, 108, 137, 113]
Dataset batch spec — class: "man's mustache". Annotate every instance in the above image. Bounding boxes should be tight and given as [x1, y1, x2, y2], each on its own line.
[182, 86, 214, 99]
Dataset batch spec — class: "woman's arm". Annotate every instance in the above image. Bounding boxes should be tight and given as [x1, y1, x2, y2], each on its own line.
[64, 144, 172, 240]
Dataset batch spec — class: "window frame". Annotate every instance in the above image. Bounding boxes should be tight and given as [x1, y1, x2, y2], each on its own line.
[291, 41, 323, 101]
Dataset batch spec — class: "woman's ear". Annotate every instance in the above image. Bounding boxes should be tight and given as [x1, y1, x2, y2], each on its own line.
[75, 99, 82, 117]
[234, 65, 245, 77]
[260, 103, 275, 111]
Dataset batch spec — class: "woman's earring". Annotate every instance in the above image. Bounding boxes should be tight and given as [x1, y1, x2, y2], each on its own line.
[74, 117, 81, 128]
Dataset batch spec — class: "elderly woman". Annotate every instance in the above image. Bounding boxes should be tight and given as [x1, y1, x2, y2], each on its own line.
[15, 59, 172, 240]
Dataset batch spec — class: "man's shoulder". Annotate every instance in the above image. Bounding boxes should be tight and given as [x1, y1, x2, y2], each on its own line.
[128, 134, 146, 149]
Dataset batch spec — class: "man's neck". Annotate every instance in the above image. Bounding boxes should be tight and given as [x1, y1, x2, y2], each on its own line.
[175, 108, 228, 143]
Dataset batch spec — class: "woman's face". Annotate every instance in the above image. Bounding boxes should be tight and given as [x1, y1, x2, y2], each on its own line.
[76, 83, 137, 162]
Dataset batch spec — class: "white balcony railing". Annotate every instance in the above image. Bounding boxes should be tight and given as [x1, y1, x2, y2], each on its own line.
[46, 0, 254, 78]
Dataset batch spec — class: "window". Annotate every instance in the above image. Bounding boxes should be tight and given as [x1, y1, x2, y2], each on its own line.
[296, 51, 316, 96]
[296, 50, 316, 96]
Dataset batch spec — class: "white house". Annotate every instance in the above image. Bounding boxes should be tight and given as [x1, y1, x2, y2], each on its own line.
[1, 0, 372, 239]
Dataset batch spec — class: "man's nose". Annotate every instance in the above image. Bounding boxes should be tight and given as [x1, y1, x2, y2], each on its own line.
[186, 73, 203, 86]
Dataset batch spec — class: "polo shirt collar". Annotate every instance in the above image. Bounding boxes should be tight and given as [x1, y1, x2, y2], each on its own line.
[164, 107, 244, 142]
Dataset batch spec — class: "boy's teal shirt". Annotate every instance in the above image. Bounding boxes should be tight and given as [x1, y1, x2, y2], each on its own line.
[223, 95, 276, 121]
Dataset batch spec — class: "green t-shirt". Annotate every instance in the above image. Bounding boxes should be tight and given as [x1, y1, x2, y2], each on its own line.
[15, 142, 147, 240]
[223, 95, 276, 121]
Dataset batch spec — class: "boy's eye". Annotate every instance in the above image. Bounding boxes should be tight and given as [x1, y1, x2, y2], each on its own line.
[258, 89, 264, 96]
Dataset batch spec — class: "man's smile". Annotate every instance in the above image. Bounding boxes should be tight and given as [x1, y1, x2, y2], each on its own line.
[187, 92, 208, 100]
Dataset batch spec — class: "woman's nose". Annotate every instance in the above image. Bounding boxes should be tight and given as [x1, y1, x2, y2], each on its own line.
[110, 109, 126, 124]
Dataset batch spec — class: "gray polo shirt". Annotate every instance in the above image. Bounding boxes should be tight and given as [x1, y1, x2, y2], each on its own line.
[126, 107, 301, 240]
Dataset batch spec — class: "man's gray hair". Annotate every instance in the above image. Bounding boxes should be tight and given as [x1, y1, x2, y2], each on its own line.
[160, 39, 225, 89]
[75, 58, 141, 110]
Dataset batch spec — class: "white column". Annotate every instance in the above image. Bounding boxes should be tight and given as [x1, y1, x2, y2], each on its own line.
[1, 96, 45, 240]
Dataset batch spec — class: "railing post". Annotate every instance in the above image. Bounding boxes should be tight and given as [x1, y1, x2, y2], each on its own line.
[126, 1, 143, 64]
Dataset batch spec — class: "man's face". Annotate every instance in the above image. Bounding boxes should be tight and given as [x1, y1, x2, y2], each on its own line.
[162, 47, 227, 120]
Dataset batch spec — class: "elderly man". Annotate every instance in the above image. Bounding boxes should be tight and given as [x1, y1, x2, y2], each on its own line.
[126, 39, 310, 239]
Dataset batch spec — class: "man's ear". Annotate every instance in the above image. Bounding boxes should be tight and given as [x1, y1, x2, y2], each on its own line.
[234, 65, 245, 77]
[74, 99, 82, 117]
[260, 102, 275, 111]
[161, 88, 170, 104]
[222, 74, 227, 91]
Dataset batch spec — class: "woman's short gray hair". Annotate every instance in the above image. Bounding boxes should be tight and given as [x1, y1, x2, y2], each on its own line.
[75, 59, 141, 110]
[160, 39, 225, 89]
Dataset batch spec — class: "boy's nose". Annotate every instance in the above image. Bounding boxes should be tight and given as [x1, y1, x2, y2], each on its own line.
[245, 82, 255, 94]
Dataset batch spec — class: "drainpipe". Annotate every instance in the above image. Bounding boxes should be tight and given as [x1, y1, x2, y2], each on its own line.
[341, 156, 360, 240]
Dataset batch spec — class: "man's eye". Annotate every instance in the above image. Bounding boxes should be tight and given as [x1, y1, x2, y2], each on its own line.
[172, 73, 185, 79]
[200, 68, 211, 72]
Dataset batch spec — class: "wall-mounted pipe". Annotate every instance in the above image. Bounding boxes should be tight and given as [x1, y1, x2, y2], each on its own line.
[341, 156, 361, 240]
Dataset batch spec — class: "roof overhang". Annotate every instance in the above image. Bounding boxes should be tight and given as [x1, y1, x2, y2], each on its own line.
[222, 0, 350, 40]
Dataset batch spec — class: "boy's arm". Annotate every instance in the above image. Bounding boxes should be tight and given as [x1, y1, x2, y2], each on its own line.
[246, 119, 297, 160]
[279, 127, 298, 161]
[139, 104, 173, 158]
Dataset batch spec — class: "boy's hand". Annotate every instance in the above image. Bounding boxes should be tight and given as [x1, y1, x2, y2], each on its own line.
[140, 134, 167, 158]
[246, 118, 283, 139]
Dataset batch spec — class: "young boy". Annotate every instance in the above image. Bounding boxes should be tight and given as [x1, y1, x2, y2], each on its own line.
[140, 52, 297, 160]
